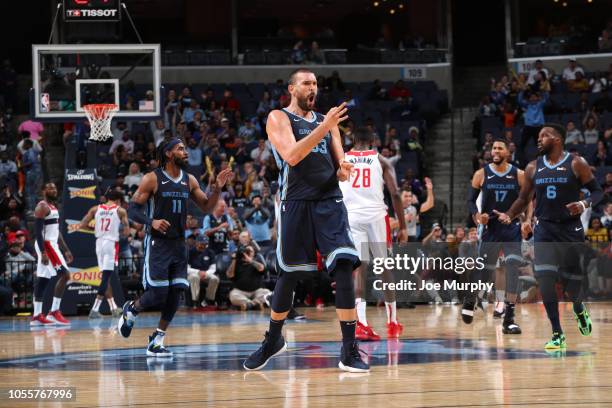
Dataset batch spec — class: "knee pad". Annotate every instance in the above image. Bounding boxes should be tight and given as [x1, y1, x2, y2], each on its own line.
[333, 260, 355, 309]
[271, 271, 299, 313]
[504, 264, 520, 295]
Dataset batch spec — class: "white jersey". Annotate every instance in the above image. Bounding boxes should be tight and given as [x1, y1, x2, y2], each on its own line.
[40, 201, 60, 243]
[339, 150, 387, 223]
[94, 204, 121, 242]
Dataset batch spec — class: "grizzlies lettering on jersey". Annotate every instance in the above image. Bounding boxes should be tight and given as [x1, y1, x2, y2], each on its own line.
[273, 109, 342, 200]
[534, 152, 581, 222]
[147, 168, 190, 240]
[481, 164, 519, 227]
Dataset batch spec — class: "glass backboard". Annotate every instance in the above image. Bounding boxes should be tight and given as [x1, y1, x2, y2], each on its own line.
[31, 44, 161, 120]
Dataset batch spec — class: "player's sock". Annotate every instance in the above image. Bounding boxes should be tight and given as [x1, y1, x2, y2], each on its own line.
[268, 318, 284, 340]
[92, 298, 102, 312]
[385, 301, 397, 324]
[108, 297, 117, 310]
[51, 297, 62, 312]
[153, 329, 166, 346]
[495, 290, 505, 304]
[355, 298, 367, 325]
[340, 320, 357, 350]
[33, 301, 42, 316]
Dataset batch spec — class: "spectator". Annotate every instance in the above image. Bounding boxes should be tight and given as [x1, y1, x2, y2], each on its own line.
[586, 218, 608, 247]
[21, 139, 42, 212]
[290, 41, 306, 64]
[202, 200, 234, 255]
[605, 172, 612, 195]
[238, 119, 259, 142]
[201, 88, 216, 112]
[111, 121, 129, 142]
[568, 71, 590, 93]
[0, 188, 24, 221]
[489, 80, 507, 107]
[589, 72, 608, 94]
[583, 114, 600, 144]
[250, 138, 271, 165]
[594, 141, 612, 167]
[186, 138, 203, 167]
[0, 151, 17, 190]
[227, 245, 270, 311]
[400, 178, 434, 241]
[228, 228, 241, 253]
[228, 182, 249, 217]
[518, 90, 548, 162]
[601, 203, 612, 229]
[405, 127, 424, 152]
[598, 29, 612, 51]
[17, 120, 44, 143]
[479, 96, 497, 117]
[182, 99, 203, 124]
[239, 230, 262, 253]
[187, 235, 219, 309]
[243, 195, 272, 248]
[256, 91, 275, 117]
[527, 60, 549, 85]
[565, 121, 585, 145]
[124, 163, 143, 189]
[5, 235, 35, 287]
[307, 41, 325, 64]
[562, 59, 585, 82]
[389, 80, 411, 100]
[109, 130, 134, 154]
[367, 79, 388, 100]
[220, 88, 240, 113]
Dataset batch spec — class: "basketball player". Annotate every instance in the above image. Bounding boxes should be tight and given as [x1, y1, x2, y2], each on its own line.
[464, 139, 531, 334]
[339, 127, 407, 340]
[118, 138, 232, 356]
[243, 69, 367, 372]
[30, 182, 74, 326]
[496, 124, 604, 349]
[72, 189, 129, 318]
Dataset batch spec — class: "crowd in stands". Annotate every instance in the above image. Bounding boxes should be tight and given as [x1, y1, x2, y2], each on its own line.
[473, 58, 612, 300]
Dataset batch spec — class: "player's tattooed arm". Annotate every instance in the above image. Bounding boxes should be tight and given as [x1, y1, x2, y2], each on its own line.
[118, 207, 130, 238]
[380, 154, 407, 242]
[72, 205, 97, 232]
[34, 201, 50, 264]
[568, 155, 604, 216]
[266, 103, 348, 166]
[189, 169, 233, 214]
[496, 160, 536, 223]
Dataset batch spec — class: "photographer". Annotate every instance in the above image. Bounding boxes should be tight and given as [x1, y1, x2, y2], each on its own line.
[227, 245, 270, 311]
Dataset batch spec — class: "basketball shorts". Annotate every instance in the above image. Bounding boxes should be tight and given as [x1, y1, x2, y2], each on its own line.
[479, 221, 523, 270]
[35, 241, 68, 279]
[96, 239, 119, 271]
[533, 219, 585, 280]
[142, 235, 189, 289]
[348, 214, 391, 262]
[276, 198, 360, 273]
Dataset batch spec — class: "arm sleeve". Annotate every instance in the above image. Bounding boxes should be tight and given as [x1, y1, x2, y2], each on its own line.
[467, 187, 481, 216]
[35, 218, 46, 253]
[583, 178, 605, 209]
[128, 201, 152, 227]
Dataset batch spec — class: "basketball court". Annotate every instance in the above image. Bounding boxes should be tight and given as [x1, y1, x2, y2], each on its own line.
[1, 304, 610, 407]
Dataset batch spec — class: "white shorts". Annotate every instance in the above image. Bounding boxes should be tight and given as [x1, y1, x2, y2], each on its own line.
[348, 215, 390, 262]
[35, 241, 68, 279]
[96, 239, 119, 271]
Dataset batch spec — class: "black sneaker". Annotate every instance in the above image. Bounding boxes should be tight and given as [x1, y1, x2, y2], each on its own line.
[146, 331, 173, 357]
[117, 301, 137, 339]
[502, 305, 522, 334]
[243, 332, 287, 371]
[338, 341, 370, 373]
[461, 296, 476, 324]
[287, 308, 306, 320]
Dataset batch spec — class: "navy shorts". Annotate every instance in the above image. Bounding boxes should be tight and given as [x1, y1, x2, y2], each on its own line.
[533, 219, 585, 280]
[142, 235, 189, 289]
[479, 221, 523, 269]
[276, 198, 360, 273]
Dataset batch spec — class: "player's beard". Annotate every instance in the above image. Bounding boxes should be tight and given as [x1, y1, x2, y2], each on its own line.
[537, 143, 550, 156]
[45, 192, 58, 203]
[297, 93, 316, 111]
[173, 156, 188, 170]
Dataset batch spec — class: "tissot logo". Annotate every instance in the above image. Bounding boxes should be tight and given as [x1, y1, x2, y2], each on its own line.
[66, 9, 118, 17]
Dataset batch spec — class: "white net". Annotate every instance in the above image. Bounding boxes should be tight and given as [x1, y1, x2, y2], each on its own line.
[84, 104, 118, 142]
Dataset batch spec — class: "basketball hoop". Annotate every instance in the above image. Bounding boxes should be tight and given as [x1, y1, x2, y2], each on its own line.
[83, 104, 118, 142]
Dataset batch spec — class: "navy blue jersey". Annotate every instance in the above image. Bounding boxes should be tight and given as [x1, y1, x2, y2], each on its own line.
[147, 168, 190, 240]
[272, 109, 341, 200]
[481, 163, 520, 216]
[534, 152, 581, 222]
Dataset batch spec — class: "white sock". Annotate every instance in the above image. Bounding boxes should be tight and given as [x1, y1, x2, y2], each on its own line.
[34, 301, 42, 316]
[355, 298, 367, 325]
[108, 297, 117, 310]
[92, 298, 102, 312]
[153, 329, 166, 346]
[385, 301, 397, 324]
[495, 290, 505, 303]
[51, 297, 62, 312]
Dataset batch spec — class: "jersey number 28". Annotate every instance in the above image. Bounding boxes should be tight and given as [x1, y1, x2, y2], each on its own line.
[352, 168, 371, 188]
